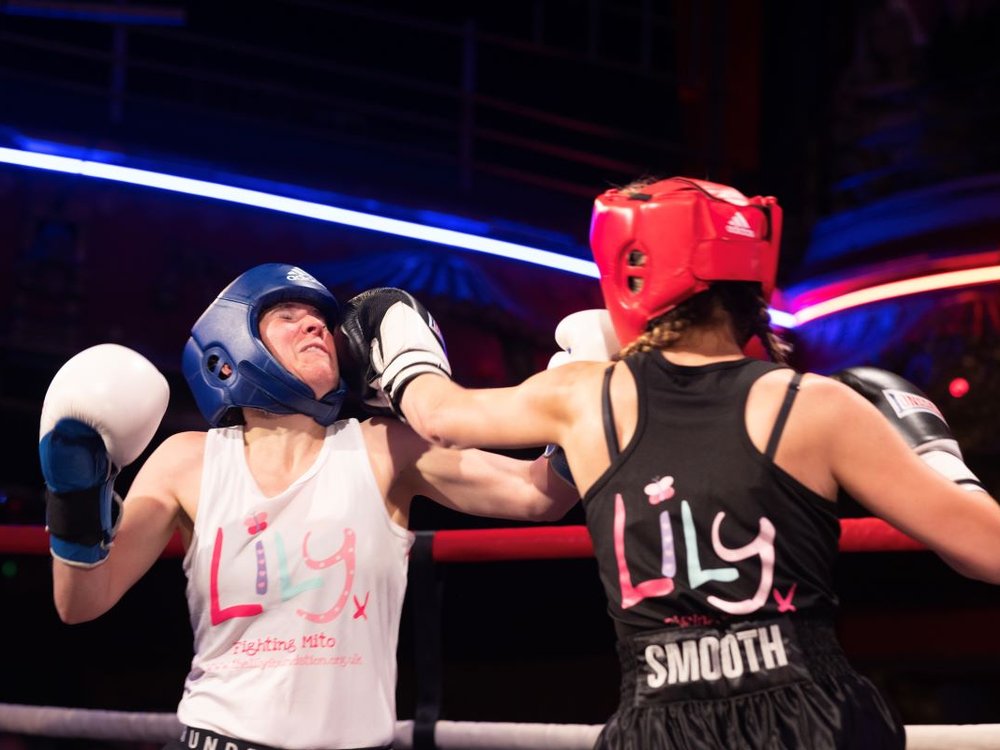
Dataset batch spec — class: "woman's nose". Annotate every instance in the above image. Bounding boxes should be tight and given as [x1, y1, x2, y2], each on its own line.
[303, 316, 326, 334]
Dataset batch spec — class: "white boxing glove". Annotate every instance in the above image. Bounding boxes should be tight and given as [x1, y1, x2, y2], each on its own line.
[544, 309, 621, 487]
[551, 308, 621, 365]
[39, 344, 170, 567]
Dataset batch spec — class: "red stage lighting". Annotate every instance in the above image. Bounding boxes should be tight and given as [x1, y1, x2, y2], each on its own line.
[948, 377, 970, 398]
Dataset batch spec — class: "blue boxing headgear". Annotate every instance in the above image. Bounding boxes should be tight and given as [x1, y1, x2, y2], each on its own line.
[182, 263, 348, 427]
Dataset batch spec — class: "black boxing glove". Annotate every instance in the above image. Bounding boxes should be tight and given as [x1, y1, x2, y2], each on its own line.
[339, 287, 452, 418]
[831, 367, 986, 492]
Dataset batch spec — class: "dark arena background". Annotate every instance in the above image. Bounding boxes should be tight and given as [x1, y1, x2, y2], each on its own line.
[1, 1, 999, 748]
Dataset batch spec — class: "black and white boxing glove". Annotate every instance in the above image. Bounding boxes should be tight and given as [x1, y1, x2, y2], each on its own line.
[38, 344, 170, 567]
[832, 366, 986, 492]
[339, 287, 452, 418]
[543, 309, 621, 487]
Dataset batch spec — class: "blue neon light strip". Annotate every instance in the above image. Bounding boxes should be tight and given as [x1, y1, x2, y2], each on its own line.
[1, 1, 186, 25]
[0, 146, 600, 278]
[0, 144, 885, 329]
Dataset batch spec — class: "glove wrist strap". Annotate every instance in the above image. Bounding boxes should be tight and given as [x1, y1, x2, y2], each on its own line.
[920, 450, 987, 493]
[46, 487, 105, 545]
[45, 482, 123, 544]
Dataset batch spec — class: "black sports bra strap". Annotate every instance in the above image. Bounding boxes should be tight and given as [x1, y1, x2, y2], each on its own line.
[601, 364, 620, 460]
[764, 372, 804, 459]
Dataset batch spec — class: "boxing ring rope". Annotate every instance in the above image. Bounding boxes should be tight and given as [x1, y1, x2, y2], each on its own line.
[1, 520, 998, 750]
[1, 704, 998, 750]
[0, 516, 929, 559]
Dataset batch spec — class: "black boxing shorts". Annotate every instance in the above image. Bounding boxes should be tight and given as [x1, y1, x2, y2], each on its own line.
[599, 616, 905, 749]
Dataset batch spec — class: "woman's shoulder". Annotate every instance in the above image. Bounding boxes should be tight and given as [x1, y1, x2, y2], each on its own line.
[147, 430, 208, 468]
[752, 368, 872, 426]
[797, 371, 868, 408]
[127, 430, 207, 519]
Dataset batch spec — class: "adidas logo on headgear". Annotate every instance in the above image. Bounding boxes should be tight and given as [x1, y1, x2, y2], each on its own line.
[286, 267, 317, 283]
[725, 211, 755, 238]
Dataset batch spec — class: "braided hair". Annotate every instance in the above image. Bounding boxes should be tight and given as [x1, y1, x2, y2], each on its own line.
[616, 282, 789, 364]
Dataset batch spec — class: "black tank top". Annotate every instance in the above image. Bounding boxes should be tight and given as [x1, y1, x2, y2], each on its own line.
[582, 353, 840, 639]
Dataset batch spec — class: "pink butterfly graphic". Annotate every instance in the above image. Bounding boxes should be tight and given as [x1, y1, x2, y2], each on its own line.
[644, 476, 675, 504]
[244, 512, 269, 535]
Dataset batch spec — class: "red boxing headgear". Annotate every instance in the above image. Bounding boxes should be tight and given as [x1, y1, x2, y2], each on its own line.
[589, 177, 782, 346]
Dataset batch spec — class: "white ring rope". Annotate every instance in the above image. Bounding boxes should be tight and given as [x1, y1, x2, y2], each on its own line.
[0, 704, 998, 749]
[0, 703, 181, 742]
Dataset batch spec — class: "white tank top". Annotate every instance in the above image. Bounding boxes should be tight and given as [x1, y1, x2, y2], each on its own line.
[177, 419, 414, 749]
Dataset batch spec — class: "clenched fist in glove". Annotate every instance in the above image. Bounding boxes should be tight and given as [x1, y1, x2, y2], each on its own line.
[339, 287, 452, 418]
[547, 308, 622, 371]
[39, 344, 170, 567]
[832, 366, 986, 492]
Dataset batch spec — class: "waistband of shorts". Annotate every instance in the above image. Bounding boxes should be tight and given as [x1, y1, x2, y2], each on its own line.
[618, 614, 847, 667]
[179, 725, 391, 750]
[614, 614, 854, 707]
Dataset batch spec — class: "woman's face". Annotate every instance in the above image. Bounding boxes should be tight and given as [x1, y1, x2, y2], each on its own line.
[258, 301, 339, 398]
